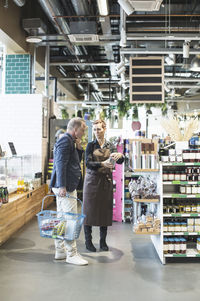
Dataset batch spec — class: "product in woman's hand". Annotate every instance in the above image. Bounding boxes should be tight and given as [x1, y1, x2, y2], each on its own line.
[109, 157, 116, 168]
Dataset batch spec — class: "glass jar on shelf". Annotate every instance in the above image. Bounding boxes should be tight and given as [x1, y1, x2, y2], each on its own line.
[163, 238, 169, 254]
[180, 171, 187, 181]
[168, 171, 175, 181]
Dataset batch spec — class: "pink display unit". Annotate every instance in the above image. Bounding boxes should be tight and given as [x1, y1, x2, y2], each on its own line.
[112, 145, 123, 222]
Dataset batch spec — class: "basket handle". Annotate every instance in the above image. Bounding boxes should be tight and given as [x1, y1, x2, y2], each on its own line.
[41, 193, 84, 215]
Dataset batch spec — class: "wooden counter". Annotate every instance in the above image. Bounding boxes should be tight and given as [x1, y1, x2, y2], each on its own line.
[0, 184, 54, 246]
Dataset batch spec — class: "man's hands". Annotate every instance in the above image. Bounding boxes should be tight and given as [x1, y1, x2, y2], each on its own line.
[58, 187, 67, 197]
[75, 138, 83, 150]
[110, 152, 123, 161]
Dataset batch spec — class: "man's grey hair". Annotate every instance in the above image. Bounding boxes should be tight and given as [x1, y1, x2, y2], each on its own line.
[67, 117, 85, 131]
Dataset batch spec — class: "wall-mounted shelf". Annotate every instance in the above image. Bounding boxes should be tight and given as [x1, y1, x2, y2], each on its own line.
[162, 162, 200, 166]
[163, 213, 200, 217]
[163, 181, 200, 185]
[164, 249, 200, 257]
[164, 232, 200, 236]
[163, 194, 200, 198]
[134, 199, 159, 203]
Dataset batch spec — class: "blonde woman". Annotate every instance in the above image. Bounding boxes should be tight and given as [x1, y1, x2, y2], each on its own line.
[83, 120, 124, 252]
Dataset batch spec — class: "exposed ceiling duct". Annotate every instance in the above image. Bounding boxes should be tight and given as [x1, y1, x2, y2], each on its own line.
[13, 0, 25, 6]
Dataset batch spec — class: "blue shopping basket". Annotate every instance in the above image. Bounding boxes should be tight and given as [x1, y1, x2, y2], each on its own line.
[37, 194, 85, 241]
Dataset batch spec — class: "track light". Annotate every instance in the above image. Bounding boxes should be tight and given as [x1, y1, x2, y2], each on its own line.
[97, 0, 109, 16]
[165, 54, 175, 66]
[26, 36, 42, 43]
[118, 0, 134, 15]
[190, 55, 200, 72]
[183, 41, 190, 59]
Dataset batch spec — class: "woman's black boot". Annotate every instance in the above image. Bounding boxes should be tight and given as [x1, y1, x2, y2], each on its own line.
[84, 225, 96, 252]
[100, 226, 109, 251]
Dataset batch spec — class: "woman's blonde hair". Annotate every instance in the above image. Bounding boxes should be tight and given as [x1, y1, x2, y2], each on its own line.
[93, 119, 106, 129]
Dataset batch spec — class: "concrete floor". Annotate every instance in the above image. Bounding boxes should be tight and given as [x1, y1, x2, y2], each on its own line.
[0, 216, 200, 301]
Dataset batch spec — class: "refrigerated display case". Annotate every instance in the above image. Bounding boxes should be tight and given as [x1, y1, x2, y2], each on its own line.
[0, 155, 35, 193]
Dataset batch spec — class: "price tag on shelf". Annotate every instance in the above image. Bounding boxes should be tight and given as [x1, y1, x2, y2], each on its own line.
[172, 213, 182, 217]
[172, 162, 185, 166]
[190, 213, 198, 217]
[184, 232, 189, 235]
[172, 181, 181, 184]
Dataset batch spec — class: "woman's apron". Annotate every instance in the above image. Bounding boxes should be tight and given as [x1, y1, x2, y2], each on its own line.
[83, 148, 113, 226]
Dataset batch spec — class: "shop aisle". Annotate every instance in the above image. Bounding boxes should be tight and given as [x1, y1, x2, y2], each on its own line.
[0, 217, 200, 301]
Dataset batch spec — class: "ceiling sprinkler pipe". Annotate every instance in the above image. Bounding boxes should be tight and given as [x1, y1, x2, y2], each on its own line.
[13, 0, 25, 6]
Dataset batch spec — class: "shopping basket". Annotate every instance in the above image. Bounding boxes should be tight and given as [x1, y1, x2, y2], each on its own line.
[37, 194, 85, 241]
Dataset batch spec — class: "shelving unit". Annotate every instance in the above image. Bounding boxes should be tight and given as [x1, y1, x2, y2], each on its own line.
[151, 162, 200, 264]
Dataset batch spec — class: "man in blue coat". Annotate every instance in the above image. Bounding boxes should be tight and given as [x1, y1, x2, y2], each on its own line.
[50, 117, 88, 266]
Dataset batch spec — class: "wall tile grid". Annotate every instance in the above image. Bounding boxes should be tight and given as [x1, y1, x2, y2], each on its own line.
[5, 54, 31, 94]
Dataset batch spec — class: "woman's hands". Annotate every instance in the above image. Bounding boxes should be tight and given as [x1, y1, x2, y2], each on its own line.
[110, 152, 123, 161]
[101, 159, 113, 169]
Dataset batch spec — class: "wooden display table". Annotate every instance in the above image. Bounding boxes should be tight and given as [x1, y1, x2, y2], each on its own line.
[0, 184, 54, 246]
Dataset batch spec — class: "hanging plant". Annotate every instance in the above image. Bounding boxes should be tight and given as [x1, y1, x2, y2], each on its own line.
[61, 108, 69, 119]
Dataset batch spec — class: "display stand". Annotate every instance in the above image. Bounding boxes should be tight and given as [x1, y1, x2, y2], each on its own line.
[113, 145, 123, 222]
[0, 185, 54, 246]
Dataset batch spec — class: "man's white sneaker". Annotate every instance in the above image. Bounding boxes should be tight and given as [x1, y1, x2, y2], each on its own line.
[55, 250, 66, 260]
[66, 253, 88, 266]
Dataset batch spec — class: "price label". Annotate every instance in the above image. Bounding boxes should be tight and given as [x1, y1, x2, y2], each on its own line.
[172, 162, 185, 166]
[172, 213, 182, 217]
[196, 254, 200, 257]
[172, 181, 180, 184]
[172, 194, 187, 198]
[190, 213, 198, 217]
[196, 194, 200, 198]
[194, 163, 200, 166]
[184, 232, 189, 235]
[173, 254, 186, 257]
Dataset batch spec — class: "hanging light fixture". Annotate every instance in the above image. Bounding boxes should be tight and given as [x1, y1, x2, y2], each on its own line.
[190, 55, 200, 72]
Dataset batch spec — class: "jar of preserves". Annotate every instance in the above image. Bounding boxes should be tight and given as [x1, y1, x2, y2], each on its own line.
[191, 203, 197, 213]
[168, 171, 175, 181]
[190, 150, 196, 162]
[163, 171, 168, 181]
[174, 171, 181, 181]
[195, 150, 200, 163]
[168, 222, 175, 232]
[175, 238, 180, 254]
[181, 222, 187, 232]
[185, 203, 191, 213]
[180, 171, 186, 181]
[176, 222, 181, 232]
[183, 150, 190, 162]
[181, 238, 187, 254]
[186, 185, 192, 194]
[163, 238, 169, 254]
[192, 185, 198, 194]
[187, 174, 193, 181]
[163, 222, 168, 232]
[176, 155, 183, 162]
[180, 185, 186, 194]
[168, 238, 175, 254]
